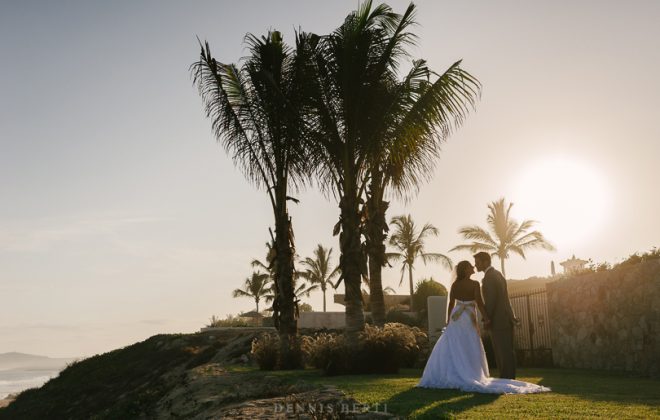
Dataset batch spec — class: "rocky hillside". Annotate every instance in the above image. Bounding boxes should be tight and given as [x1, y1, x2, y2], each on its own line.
[0, 329, 370, 419]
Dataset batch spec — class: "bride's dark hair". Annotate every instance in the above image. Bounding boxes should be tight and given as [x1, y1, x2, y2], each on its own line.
[454, 260, 473, 282]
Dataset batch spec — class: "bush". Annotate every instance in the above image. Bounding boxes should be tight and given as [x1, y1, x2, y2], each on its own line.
[388, 323, 428, 368]
[616, 247, 660, 268]
[250, 333, 279, 370]
[412, 278, 447, 313]
[250, 333, 304, 370]
[301, 323, 426, 375]
[385, 309, 421, 327]
[298, 302, 313, 312]
[301, 333, 350, 375]
[206, 314, 251, 328]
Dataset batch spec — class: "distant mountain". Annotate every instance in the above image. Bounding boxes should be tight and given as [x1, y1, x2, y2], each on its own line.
[0, 352, 76, 371]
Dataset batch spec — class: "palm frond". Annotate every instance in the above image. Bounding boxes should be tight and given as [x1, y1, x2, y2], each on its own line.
[232, 289, 252, 298]
[449, 243, 496, 253]
[420, 252, 453, 270]
[456, 225, 497, 246]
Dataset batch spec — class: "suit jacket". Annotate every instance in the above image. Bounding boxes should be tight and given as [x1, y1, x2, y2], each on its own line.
[481, 267, 516, 330]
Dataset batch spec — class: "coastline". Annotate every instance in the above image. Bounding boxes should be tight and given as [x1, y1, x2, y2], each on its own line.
[0, 394, 16, 409]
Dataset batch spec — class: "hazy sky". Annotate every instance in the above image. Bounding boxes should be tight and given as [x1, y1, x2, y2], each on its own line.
[1, 1, 658, 358]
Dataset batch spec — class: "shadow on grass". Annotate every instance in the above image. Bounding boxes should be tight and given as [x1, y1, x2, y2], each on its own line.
[383, 387, 499, 419]
[528, 368, 660, 406]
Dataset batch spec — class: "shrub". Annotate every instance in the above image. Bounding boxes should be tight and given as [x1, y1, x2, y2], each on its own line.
[251, 333, 304, 370]
[301, 323, 426, 375]
[206, 314, 251, 328]
[301, 333, 350, 375]
[616, 247, 660, 268]
[384, 323, 428, 368]
[385, 308, 421, 327]
[250, 333, 279, 370]
[298, 302, 313, 312]
[356, 323, 416, 373]
[412, 278, 447, 314]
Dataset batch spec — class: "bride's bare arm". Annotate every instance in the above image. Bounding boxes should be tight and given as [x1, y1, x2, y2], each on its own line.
[447, 284, 455, 321]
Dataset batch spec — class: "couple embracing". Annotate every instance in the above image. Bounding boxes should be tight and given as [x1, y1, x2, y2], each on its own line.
[417, 252, 551, 394]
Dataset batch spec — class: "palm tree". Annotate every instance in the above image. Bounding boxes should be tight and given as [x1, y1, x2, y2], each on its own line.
[299, 245, 341, 312]
[360, 275, 395, 312]
[192, 31, 314, 368]
[302, 0, 430, 342]
[387, 214, 453, 311]
[264, 274, 319, 312]
[293, 276, 320, 300]
[232, 272, 271, 314]
[251, 242, 276, 280]
[360, 15, 481, 325]
[450, 197, 556, 277]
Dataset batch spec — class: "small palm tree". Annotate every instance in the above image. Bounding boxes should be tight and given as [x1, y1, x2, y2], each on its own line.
[299, 245, 341, 312]
[232, 272, 271, 314]
[293, 276, 320, 299]
[360, 275, 396, 311]
[265, 275, 319, 310]
[387, 215, 453, 311]
[450, 197, 556, 277]
[251, 242, 276, 279]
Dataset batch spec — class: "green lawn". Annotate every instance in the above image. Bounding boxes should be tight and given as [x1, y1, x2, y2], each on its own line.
[237, 367, 660, 419]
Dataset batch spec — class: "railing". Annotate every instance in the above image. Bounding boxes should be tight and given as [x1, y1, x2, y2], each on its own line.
[509, 288, 553, 367]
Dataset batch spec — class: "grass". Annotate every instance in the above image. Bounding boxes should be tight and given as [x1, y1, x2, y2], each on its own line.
[230, 366, 660, 419]
[2, 329, 657, 419]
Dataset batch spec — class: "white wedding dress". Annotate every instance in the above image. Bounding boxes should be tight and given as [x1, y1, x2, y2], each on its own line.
[417, 300, 551, 394]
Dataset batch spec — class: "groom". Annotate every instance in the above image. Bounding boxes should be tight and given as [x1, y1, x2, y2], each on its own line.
[474, 252, 517, 379]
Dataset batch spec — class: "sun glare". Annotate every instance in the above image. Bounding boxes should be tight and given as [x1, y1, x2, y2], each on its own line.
[511, 156, 612, 250]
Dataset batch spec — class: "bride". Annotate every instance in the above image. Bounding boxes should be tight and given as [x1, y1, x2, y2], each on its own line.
[417, 261, 551, 394]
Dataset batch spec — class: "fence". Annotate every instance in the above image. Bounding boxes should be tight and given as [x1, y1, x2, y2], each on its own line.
[509, 288, 553, 367]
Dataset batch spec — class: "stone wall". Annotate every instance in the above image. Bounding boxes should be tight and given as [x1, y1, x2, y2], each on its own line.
[298, 311, 347, 329]
[427, 296, 448, 344]
[547, 260, 660, 376]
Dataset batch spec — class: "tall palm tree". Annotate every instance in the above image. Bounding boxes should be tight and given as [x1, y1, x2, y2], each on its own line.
[299, 244, 341, 312]
[360, 14, 481, 325]
[232, 272, 271, 314]
[302, 0, 428, 342]
[192, 31, 314, 368]
[387, 214, 453, 311]
[450, 197, 556, 277]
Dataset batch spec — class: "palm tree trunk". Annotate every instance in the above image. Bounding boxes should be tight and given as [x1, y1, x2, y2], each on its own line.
[322, 285, 327, 312]
[408, 263, 415, 311]
[364, 177, 388, 326]
[273, 183, 299, 369]
[256, 298, 259, 314]
[339, 188, 365, 345]
[499, 254, 506, 278]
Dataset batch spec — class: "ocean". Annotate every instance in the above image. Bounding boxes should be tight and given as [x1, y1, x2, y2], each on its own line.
[0, 368, 62, 400]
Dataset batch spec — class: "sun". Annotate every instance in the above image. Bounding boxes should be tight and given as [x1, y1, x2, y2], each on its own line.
[510, 156, 612, 250]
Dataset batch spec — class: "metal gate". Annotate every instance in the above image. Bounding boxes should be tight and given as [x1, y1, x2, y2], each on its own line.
[509, 288, 553, 367]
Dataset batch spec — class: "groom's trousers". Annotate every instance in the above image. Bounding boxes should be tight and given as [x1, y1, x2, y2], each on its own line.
[490, 326, 516, 379]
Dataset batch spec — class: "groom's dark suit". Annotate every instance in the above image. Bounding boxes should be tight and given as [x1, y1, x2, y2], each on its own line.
[481, 266, 517, 379]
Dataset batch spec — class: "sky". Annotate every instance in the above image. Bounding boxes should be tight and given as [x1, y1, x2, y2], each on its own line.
[1, 0, 658, 358]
